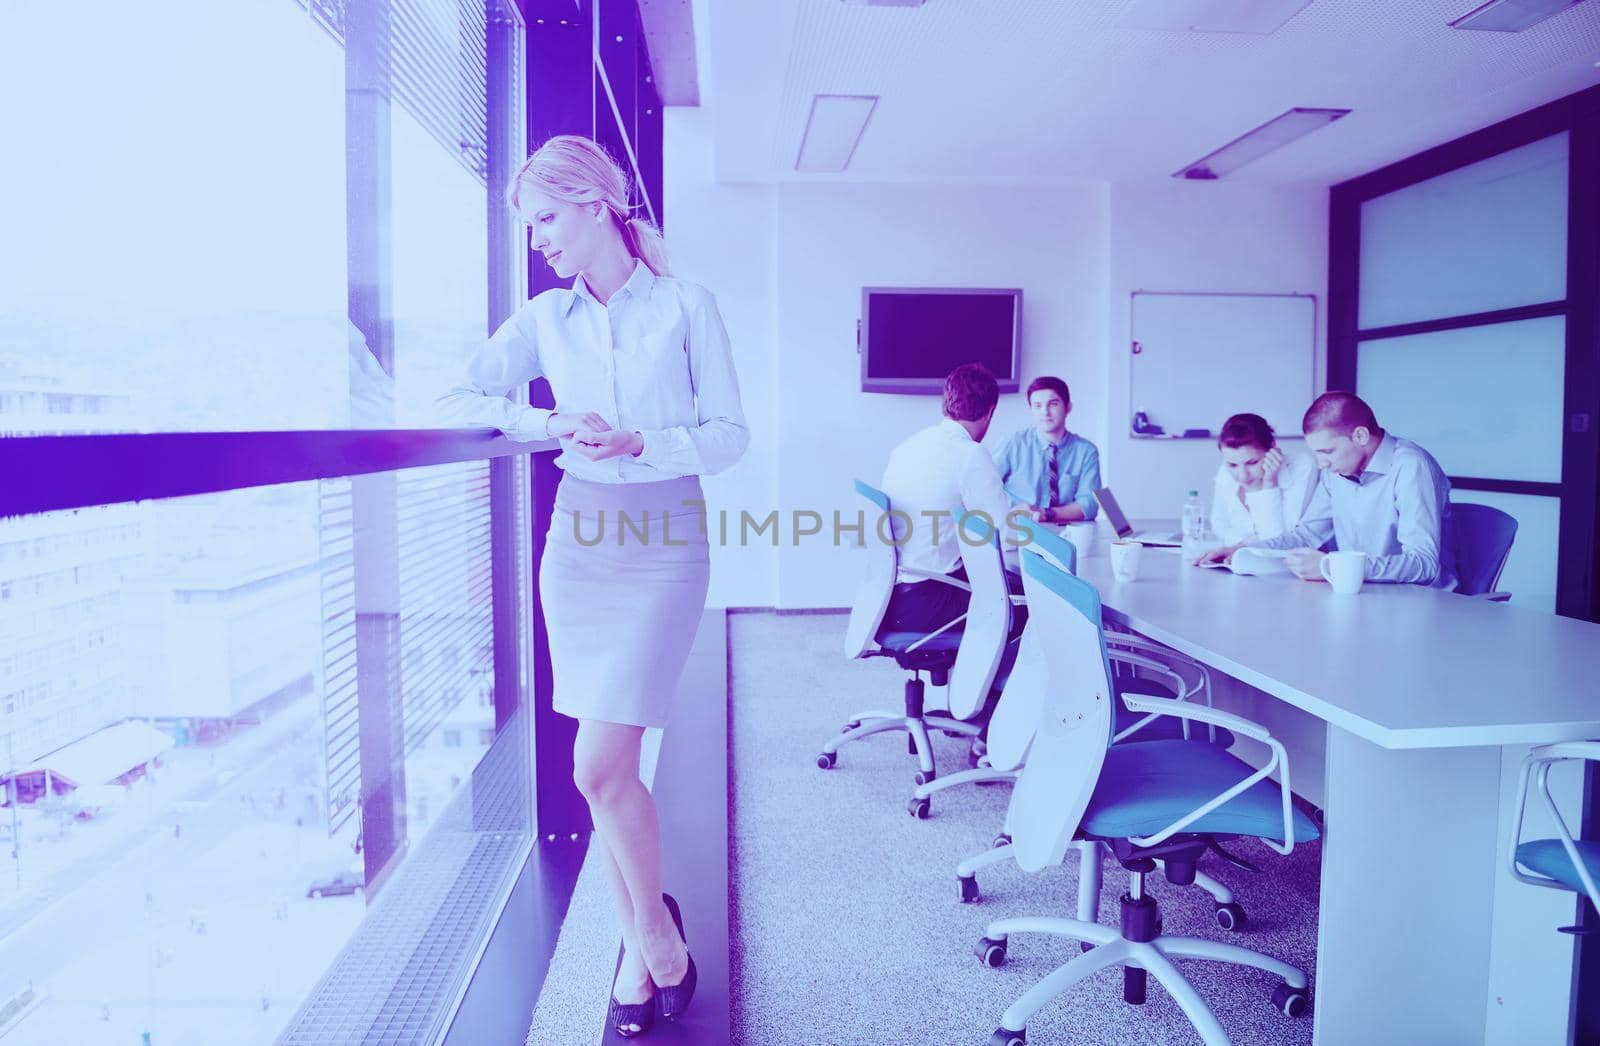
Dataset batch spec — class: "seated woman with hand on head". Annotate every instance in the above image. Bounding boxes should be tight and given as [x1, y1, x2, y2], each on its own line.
[1209, 412, 1316, 547]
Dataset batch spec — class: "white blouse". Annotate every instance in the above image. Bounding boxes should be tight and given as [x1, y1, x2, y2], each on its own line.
[436, 261, 749, 483]
[1209, 451, 1317, 547]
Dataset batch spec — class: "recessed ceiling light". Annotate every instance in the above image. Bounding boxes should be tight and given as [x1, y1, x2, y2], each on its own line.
[1451, 0, 1586, 32]
[1174, 107, 1351, 179]
[1121, 0, 1312, 35]
[795, 95, 879, 173]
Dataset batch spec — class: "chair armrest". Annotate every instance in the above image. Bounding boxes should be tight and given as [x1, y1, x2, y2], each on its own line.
[1119, 692, 1272, 745]
[1106, 650, 1189, 697]
[1507, 741, 1600, 909]
[1526, 741, 1600, 763]
[899, 568, 972, 592]
[904, 612, 967, 653]
[1105, 631, 1198, 667]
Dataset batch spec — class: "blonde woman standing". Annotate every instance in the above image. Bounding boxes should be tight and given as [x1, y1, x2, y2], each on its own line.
[439, 135, 747, 1036]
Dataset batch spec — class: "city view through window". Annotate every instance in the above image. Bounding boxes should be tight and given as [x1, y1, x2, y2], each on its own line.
[0, 1, 520, 1040]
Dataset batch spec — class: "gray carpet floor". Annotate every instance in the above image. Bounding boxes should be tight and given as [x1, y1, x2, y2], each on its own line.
[532, 610, 1322, 1045]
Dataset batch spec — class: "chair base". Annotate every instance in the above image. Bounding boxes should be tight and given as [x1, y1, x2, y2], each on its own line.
[978, 883, 1308, 1046]
[956, 839, 1239, 929]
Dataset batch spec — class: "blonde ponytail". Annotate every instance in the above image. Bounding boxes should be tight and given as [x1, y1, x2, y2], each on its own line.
[621, 216, 671, 278]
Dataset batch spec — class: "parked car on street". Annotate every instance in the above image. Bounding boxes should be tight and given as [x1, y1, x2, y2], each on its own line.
[306, 871, 364, 899]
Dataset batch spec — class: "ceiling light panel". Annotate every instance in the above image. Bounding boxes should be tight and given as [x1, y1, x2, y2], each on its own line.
[1451, 0, 1587, 32]
[1174, 107, 1351, 178]
[1120, 0, 1314, 35]
[795, 94, 878, 173]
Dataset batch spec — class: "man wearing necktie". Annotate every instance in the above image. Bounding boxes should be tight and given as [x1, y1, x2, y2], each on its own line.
[993, 375, 1102, 525]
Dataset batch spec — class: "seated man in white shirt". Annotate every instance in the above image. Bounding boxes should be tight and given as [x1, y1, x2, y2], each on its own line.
[1209, 412, 1317, 546]
[1196, 392, 1457, 589]
[878, 362, 1026, 639]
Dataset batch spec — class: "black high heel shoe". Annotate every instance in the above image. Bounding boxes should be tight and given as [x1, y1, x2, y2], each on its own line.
[655, 893, 698, 1021]
[609, 958, 657, 1038]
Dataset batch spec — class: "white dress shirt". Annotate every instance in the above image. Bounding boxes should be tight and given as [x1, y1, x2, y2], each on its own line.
[1255, 433, 1457, 589]
[880, 419, 1019, 584]
[436, 261, 748, 482]
[1209, 451, 1317, 547]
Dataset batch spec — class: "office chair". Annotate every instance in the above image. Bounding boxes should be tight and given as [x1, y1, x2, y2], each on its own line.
[824, 482, 1010, 816]
[1452, 501, 1517, 601]
[1508, 741, 1600, 934]
[902, 513, 1030, 817]
[956, 520, 1247, 931]
[976, 549, 1316, 1045]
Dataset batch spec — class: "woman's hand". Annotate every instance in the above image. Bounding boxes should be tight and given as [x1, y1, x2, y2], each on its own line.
[546, 412, 612, 439]
[570, 428, 643, 461]
[1193, 543, 1241, 567]
[1260, 447, 1285, 487]
[1283, 547, 1325, 581]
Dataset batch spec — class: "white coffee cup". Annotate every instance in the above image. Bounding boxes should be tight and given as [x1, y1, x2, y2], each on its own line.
[1319, 550, 1367, 594]
[1062, 523, 1096, 563]
[1110, 539, 1142, 582]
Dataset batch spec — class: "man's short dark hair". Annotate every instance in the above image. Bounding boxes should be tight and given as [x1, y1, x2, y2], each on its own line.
[943, 363, 1000, 422]
[1218, 413, 1276, 451]
[1026, 376, 1071, 407]
[1302, 391, 1379, 437]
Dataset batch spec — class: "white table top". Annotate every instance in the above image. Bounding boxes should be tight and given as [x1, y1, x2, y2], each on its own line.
[1057, 526, 1600, 750]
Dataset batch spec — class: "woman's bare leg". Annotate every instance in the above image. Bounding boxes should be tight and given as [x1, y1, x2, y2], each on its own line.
[574, 720, 689, 991]
[594, 833, 653, 1004]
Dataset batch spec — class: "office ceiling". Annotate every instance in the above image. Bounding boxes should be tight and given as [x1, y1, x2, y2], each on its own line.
[701, 0, 1600, 185]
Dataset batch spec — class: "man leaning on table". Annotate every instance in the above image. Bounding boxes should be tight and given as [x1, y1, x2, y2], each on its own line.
[1195, 391, 1458, 590]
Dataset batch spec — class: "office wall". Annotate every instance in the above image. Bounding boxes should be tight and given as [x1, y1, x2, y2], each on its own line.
[1105, 181, 1330, 518]
[664, 108, 780, 607]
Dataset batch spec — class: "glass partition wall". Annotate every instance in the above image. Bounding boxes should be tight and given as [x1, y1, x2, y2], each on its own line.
[0, 1, 547, 1041]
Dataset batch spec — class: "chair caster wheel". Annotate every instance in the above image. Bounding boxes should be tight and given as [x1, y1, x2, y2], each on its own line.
[907, 797, 931, 820]
[989, 1028, 1025, 1046]
[816, 752, 836, 770]
[1215, 901, 1246, 932]
[913, 770, 934, 786]
[992, 832, 1011, 849]
[976, 936, 1008, 968]
[1271, 983, 1310, 1018]
[958, 875, 979, 903]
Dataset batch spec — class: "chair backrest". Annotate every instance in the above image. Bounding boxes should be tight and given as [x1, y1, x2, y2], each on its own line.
[1012, 516, 1078, 574]
[983, 517, 1076, 771]
[1006, 549, 1116, 874]
[1452, 502, 1518, 597]
[946, 513, 1013, 720]
[844, 480, 898, 660]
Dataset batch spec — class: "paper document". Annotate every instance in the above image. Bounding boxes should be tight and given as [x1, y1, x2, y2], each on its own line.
[1199, 547, 1292, 576]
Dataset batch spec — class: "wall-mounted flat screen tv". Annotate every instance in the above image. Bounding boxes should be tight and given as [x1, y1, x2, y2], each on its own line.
[860, 287, 1022, 395]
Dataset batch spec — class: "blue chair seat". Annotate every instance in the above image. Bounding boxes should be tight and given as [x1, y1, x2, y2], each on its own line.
[876, 630, 962, 654]
[1516, 838, 1600, 895]
[1113, 682, 1236, 749]
[1081, 740, 1320, 844]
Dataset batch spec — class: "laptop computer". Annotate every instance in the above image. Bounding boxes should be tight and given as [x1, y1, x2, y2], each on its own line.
[1093, 487, 1182, 547]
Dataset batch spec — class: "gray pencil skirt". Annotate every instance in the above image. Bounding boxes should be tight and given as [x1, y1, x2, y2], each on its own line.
[539, 473, 710, 728]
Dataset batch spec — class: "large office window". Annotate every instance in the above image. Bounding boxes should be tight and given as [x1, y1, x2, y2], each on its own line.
[0, 1, 532, 1041]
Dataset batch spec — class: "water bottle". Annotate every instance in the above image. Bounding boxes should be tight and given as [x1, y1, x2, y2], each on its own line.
[1181, 490, 1206, 559]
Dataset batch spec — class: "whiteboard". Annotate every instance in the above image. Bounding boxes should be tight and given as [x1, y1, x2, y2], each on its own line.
[1129, 292, 1316, 440]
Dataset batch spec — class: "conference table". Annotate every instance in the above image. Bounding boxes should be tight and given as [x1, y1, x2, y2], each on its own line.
[1059, 529, 1600, 1045]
